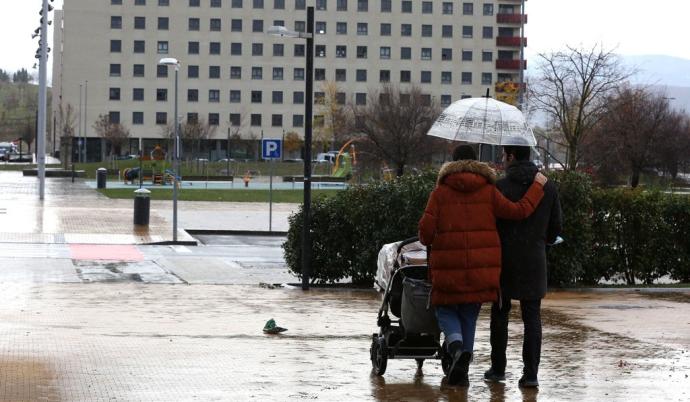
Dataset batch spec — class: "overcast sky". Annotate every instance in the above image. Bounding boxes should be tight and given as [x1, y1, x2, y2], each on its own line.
[0, 0, 688, 77]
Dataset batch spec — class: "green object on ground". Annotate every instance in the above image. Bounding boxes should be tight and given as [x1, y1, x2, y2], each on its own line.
[263, 318, 287, 334]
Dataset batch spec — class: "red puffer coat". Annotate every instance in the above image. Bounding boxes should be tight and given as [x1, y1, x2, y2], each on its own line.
[418, 160, 544, 305]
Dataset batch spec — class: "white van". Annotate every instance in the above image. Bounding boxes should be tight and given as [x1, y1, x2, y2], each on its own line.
[315, 152, 337, 164]
[0, 142, 18, 161]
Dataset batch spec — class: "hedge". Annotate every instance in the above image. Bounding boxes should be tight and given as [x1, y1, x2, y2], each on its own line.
[283, 170, 690, 286]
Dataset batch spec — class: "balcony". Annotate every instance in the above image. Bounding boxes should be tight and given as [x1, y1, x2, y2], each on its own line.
[496, 59, 527, 70]
[496, 36, 527, 47]
[497, 13, 528, 24]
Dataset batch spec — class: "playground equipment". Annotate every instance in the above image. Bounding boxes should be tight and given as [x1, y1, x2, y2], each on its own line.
[122, 145, 175, 185]
[331, 139, 358, 179]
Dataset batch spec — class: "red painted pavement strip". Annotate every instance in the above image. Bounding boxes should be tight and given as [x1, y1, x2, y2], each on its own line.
[69, 244, 144, 261]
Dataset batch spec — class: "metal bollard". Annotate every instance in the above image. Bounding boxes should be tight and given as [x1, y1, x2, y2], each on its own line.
[96, 167, 107, 189]
[133, 188, 151, 226]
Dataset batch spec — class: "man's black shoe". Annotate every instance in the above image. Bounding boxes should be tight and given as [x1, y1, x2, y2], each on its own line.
[518, 375, 539, 388]
[448, 351, 472, 386]
[483, 368, 506, 382]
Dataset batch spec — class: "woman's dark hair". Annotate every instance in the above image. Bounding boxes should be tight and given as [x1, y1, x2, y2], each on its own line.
[452, 145, 477, 161]
[503, 145, 531, 161]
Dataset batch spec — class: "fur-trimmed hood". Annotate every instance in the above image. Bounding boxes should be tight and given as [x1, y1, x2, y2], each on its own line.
[437, 160, 497, 192]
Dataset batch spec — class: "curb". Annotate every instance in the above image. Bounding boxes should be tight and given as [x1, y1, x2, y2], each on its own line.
[185, 229, 288, 237]
[144, 240, 199, 246]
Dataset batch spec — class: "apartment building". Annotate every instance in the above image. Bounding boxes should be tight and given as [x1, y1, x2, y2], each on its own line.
[52, 0, 527, 161]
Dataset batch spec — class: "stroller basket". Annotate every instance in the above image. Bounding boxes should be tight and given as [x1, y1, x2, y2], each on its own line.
[401, 277, 438, 335]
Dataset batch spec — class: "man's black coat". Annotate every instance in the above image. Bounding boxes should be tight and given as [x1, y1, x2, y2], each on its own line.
[496, 161, 563, 300]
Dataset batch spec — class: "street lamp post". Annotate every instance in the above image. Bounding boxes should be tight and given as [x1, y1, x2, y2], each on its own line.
[268, 6, 314, 290]
[159, 57, 180, 243]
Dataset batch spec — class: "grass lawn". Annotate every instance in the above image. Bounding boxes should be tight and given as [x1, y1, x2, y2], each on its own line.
[98, 188, 340, 203]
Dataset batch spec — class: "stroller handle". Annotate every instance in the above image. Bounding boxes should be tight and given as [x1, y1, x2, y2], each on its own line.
[396, 236, 420, 254]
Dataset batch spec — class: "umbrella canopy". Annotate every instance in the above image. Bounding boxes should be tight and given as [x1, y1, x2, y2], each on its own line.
[427, 97, 536, 146]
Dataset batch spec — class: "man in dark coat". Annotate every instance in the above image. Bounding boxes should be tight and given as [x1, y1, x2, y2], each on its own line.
[484, 145, 563, 388]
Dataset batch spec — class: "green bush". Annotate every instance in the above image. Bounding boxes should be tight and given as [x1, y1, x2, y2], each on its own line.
[662, 195, 690, 282]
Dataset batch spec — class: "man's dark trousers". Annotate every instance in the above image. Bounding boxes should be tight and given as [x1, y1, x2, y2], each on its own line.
[489, 298, 542, 379]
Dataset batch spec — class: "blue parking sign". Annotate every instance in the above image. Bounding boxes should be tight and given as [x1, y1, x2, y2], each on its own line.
[262, 139, 282, 160]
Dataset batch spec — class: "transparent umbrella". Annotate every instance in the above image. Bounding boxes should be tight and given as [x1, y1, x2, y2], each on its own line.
[427, 97, 536, 146]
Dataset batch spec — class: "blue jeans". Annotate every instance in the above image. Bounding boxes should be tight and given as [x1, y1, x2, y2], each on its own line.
[435, 303, 482, 353]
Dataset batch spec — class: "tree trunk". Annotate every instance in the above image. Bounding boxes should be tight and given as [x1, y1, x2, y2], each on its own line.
[630, 168, 641, 188]
[566, 142, 578, 171]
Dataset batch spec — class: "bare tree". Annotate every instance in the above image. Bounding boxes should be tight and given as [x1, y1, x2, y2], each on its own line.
[181, 117, 217, 159]
[653, 110, 690, 180]
[349, 84, 441, 176]
[93, 114, 130, 158]
[530, 45, 632, 170]
[315, 81, 349, 151]
[58, 103, 77, 167]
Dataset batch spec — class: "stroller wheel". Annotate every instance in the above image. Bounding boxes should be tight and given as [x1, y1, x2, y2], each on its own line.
[416, 358, 424, 370]
[370, 336, 388, 376]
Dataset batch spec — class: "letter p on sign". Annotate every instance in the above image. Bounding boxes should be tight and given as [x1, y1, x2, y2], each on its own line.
[261, 139, 282, 160]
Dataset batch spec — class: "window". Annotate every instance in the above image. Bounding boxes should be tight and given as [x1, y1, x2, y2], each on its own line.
[422, 25, 432, 37]
[442, 2, 453, 14]
[482, 51, 493, 62]
[442, 48, 453, 61]
[314, 92, 325, 104]
[229, 113, 241, 126]
[110, 40, 121, 53]
[156, 112, 167, 125]
[188, 17, 200, 31]
[292, 114, 303, 127]
[132, 112, 144, 125]
[336, 22, 347, 34]
[254, 0, 264, 7]
[135, 0, 146, 4]
[315, 45, 326, 57]
[272, 91, 283, 104]
[356, 46, 367, 59]
[400, 47, 411, 60]
[109, 64, 121, 77]
[336, 92, 346, 105]
[273, 67, 284, 80]
[400, 70, 410, 83]
[355, 93, 366, 105]
[211, 0, 222, 6]
[335, 69, 346, 82]
[109, 88, 120, 101]
[209, 66, 221, 78]
[462, 25, 473, 38]
[400, 24, 411, 36]
[231, 43, 242, 55]
[112, 0, 122, 4]
[294, 44, 305, 56]
[380, 47, 391, 59]
[381, 0, 391, 12]
[159, 0, 170, 5]
[482, 73, 492, 85]
[230, 66, 241, 79]
[157, 65, 168, 77]
[252, 43, 263, 56]
[356, 69, 367, 82]
[133, 40, 145, 53]
[421, 71, 431, 83]
[187, 89, 198, 102]
[461, 72, 472, 84]
[295, 0, 305, 9]
[380, 23, 391, 36]
[210, 42, 221, 54]
[252, 67, 263, 79]
[401, 0, 411, 13]
[295, 21, 306, 32]
[231, 19, 242, 31]
[442, 25, 453, 38]
[133, 64, 145, 77]
[315, 21, 327, 34]
[187, 113, 198, 124]
[157, 41, 168, 54]
[157, 89, 168, 101]
[109, 112, 120, 124]
[441, 95, 451, 106]
[209, 113, 219, 126]
[441, 71, 452, 84]
[482, 26, 493, 39]
[210, 18, 221, 31]
[230, 90, 241, 103]
[357, 23, 368, 35]
[358, 0, 368, 11]
[315, 69, 326, 81]
[251, 114, 261, 126]
[294, 68, 304, 80]
[134, 16, 145, 29]
[337, 0, 347, 10]
[335, 45, 346, 58]
[422, 1, 432, 13]
[483, 3, 493, 15]
[251, 90, 262, 103]
[111, 16, 122, 29]
[293, 91, 304, 104]
[421, 48, 432, 60]
[188, 41, 199, 54]
[209, 90, 220, 102]
[189, 0, 200, 6]
[379, 70, 390, 82]
[316, 0, 327, 9]
[272, 114, 283, 127]
[273, 44, 284, 56]
[158, 17, 168, 30]
[252, 20, 263, 32]
[274, 0, 285, 8]
[463, 2, 473, 15]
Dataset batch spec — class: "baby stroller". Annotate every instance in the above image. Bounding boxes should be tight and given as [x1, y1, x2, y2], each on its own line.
[370, 237, 452, 376]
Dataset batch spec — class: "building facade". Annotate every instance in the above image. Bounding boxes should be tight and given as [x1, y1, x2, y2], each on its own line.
[52, 0, 526, 161]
